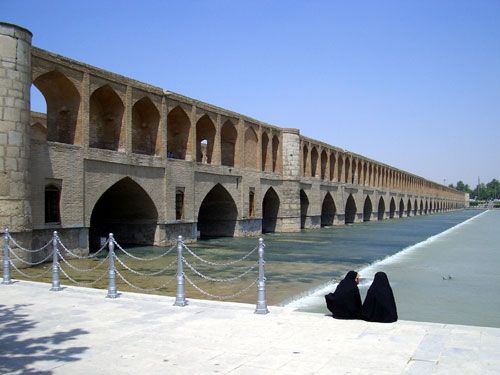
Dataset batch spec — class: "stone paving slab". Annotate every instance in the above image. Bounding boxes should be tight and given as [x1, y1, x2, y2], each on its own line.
[1, 280, 500, 374]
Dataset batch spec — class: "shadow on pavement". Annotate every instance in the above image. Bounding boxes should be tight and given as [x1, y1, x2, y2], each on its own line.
[0, 303, 89, 374]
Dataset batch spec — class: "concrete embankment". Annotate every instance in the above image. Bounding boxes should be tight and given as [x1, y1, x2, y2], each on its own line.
[1, 281, 499, 374]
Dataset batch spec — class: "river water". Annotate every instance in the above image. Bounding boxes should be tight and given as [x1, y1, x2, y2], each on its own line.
[18, 208, 500, 328]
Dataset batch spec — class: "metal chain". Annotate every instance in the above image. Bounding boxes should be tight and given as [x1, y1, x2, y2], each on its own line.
[9, 260, 52, 279]
[184, 274, 258, 300]
[114, 256, 177, 277]
[8, 236, 52, 253]
[57, 238, 109, 259]
[58, 264, 108, 286]
[182, 257, 257, 282]
[115, 269, 176, 292]
[8, 247, 53, 265]
[182, 243, 258, 267]
[113, 240, 176, 261]
[57, 250, 110, 273]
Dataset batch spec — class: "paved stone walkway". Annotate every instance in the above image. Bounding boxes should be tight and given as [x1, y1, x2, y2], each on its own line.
[1, 281, 499, 374]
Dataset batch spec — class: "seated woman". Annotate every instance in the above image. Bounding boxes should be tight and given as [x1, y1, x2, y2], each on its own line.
[325, 270, 362, 319]
[362, 271, 398, 323]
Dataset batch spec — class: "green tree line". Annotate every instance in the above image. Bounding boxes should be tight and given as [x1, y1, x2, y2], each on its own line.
[448, 178, 500, 200]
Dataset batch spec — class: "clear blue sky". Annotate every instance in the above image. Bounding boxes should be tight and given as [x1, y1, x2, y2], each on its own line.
[4, 0, 499, 187]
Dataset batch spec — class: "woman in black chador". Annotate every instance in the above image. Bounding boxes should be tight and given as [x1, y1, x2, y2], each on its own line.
[362, 272, 398, 323]
[325, 270, 362, 319]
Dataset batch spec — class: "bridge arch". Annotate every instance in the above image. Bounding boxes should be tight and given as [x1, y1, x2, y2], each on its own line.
[399, 198, 404, 218]
[320, 150, 328, 180]
[378, 197, 385, 220]
[300, 189, 309, 229]
[244, 127, 258, 169]
[413, 199, 418, 216]
[221, 120, 237, 167]
[90, 84, 124, 151]
[419, 200, 424, 215]
[345, 194, 357, 224]
[310, 147, 319, 177]
[196, 114, 216, 164]
[197, 184, 238, 238]
[271, 135, 280, 172]
[407, 199, 412, 216]
[33, 70, 81, 145]
[262, 187, 280, 233]
[389, 197, 396, 218]
[363, 196, 373, 222]
[321, 192, 336, 227]
[261, 132, 269, 171]
[424, 200, 428, 214]
[167, 106, 191, 160]
[89, 177, 158, 250]
[132, 96, 160, 155]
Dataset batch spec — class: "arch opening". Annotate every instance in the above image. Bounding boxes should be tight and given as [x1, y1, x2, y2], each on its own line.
[310, 147, 319, 177]
[90, 85, 124, 151]
[196, 115, 216, 164]
[262, 187, 280, 233]
[389, 197, 396, 219]
[33, 71, 81, 145]
[271, 135, 280, 172]
[132, 96, 159, 155]
[399, 198, 404, 218]
[407, 199, 412, 216]
[197, 184, 237, 238]
[300, 190, 309, 229]
[345, 194, 357, 224]
[261, 132, 269, 171]
[320, 150, 327, 180]
[89, 177, 158, 250]
[167, 106, 190, 160]
[221, 120, 237, 167]
[321, 192, 336, 227]
[363, 196, 373, 222]
[244, 127, 258, 169]
[378, 197, 385, 220]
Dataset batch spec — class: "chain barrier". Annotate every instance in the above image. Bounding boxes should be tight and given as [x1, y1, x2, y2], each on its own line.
[8, 236, 52, 253]
[182, 257, 258, 283]
[113, 239, 176, 261]
[57, 251, 110, 273]
[115, 269, 176, 292]
[184, 274, 258, 300]
[1, 229, 269, 315]
[9, 260, 52, 279]
[182, 243, 258, 267]
[8, 247, 53, 266]
[114, 255, 177, 277]
[58, 264, 108, 287]
[57, 237, 109, 259]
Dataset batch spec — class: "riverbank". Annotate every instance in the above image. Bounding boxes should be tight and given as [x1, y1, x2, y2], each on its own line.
[1, 280, 499, 374]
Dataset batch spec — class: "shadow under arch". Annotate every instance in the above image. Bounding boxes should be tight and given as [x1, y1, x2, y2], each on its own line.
[389, 197, 396, 218]
[321, 192, 336, 227]
[345, 194, 357, 224]
[262, 187, 280, 233]
[197, 184, 238, 238]
[378, 196, 385, 220]
[300, 189, 309, 229]
[363, 196, 373, 222]
[89, 177, 159, 250]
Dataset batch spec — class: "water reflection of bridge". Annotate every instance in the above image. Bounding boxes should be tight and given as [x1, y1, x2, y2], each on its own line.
[0, 22, 467, 252]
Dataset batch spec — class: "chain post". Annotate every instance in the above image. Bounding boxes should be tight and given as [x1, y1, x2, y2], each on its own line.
[174, 235, 187, 306]
[106, 233, 118, 298]
[255, 237, 269, 314]
[2, 228, 11, 285]
[50, 231, 62, 291]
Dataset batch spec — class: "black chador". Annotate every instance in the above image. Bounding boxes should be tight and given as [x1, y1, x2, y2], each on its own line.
[362, 272, 398, 323]
[325, 270, 362, 319]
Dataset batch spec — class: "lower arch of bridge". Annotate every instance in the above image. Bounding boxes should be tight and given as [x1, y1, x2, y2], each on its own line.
[378, 197, 385, 220]
[262, 187, 280, 233]
[419, 201, 424, 215]
[407, 199, 412, 216]
[425, 201, 428, 214]
[399, 199, 404, 218]
[300, 190, 309, 229]
[389, 198, 396, 218]
[363, 196, 373, 222]
[321, 192, 336, 227]
[197, 184, 238, 238]
[413, 199, 418, 215]
[89, 177, 158, 250]
[345, 194, 356, 224]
